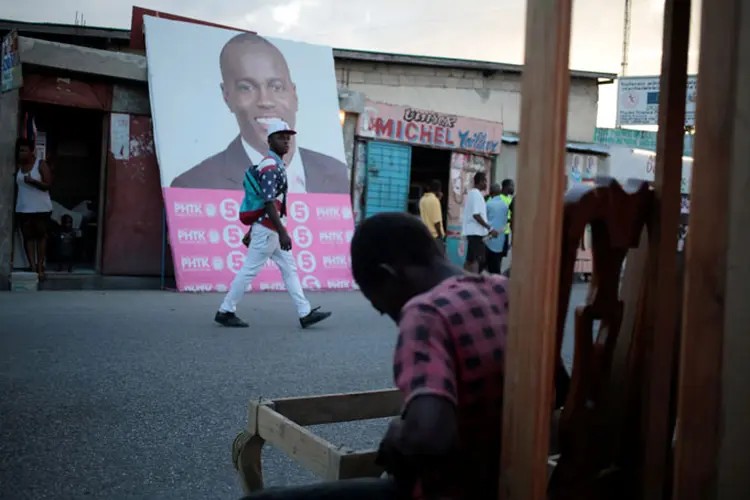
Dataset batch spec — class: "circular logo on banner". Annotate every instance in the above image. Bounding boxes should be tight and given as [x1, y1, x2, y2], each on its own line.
[297, 250, 317, 273]
[301, 275, 321, 290]
[223, 225, 245, 248]
[209, 230, 221, 244]
[226, 251, 244, 273]
[212, 256, 225, 271]
[290, 201, 310, 223]
[220, 198, 240, 221]
[205, 203, 218, 218]
[292, 226, 313, 248]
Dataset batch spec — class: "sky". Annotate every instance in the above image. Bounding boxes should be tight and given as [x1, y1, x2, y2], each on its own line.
[1, 0, 703, 129]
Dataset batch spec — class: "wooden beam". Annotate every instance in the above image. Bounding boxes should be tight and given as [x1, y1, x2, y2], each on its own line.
[270, 389, 402, 426]
[337, 449, 384, 479]
[674, 0, 750, 497]
[18, 36, 148, 82]
[638, 0, 691, 498]
[255, 405, 344, 481]
[499, 0, 572, 498]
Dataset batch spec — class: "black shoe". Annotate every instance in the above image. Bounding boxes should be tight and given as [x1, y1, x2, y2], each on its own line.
[299, 307, 332, 329]
[215, 311, 249, 328]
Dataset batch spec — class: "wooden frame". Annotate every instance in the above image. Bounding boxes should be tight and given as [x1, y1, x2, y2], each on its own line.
[233, 389, 403, 493]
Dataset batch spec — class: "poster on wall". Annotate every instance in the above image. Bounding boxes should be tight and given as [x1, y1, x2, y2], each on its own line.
[616, 75, 697, 127]
[1, 29, 23, 93]
[144, 16, 353, 292]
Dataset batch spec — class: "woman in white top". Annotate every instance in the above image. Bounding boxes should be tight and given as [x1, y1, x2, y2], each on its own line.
[15, 137, 53, 279]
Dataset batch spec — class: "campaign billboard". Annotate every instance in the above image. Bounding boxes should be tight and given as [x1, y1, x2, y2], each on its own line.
[143, 16, 354, 292]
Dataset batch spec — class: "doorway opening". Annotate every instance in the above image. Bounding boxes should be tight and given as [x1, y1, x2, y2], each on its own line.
[407, 146, 452, 222]
[13, 102, 105, 274]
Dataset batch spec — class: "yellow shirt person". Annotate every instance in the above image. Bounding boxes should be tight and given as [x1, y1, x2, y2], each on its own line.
[419, 180, 445, 239]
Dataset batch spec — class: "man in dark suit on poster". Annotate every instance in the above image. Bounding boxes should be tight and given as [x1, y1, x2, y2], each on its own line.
[170, 33, 349, 194]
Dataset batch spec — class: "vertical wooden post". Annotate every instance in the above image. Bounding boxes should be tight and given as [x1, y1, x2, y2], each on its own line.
[673, 0, 750, 497]
[499, 0, 572, 498]
[639, 0, 691, 498]
[716, 5, 750, 495]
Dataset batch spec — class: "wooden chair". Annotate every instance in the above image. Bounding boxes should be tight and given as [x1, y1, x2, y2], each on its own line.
[548, 176, 658, 499]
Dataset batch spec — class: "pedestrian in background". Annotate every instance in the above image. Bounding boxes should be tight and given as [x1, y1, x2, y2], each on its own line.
[419, 180, 445, 249]
[484, 183, 509, 274]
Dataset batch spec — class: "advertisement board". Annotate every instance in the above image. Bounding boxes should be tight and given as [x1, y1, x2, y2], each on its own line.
[616, 75, 697, 127]
[144, 16, 354, 291]
[1, 29, 23, 92]
[357, 101, 503, 155]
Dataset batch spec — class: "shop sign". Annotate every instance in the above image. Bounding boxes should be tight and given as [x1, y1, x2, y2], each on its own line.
[357, 101, 503, 155]
[1, 30, 22, 93]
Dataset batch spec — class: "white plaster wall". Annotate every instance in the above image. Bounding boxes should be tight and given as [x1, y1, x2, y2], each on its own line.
[334, 61, 601, 143]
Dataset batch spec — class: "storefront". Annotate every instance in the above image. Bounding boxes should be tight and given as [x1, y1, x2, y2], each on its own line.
[352, 100, 503, 265]
[0, 34, 165, 290]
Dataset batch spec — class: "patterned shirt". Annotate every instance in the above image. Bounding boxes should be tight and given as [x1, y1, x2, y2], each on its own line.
[239, 150, 288, 231]
[394, 274, 510, 499]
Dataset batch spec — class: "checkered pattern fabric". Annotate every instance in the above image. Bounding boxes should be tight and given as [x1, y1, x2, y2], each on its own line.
[394, 274, 510, 499]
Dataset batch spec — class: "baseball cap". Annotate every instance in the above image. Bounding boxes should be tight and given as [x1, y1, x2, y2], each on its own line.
[266, 119, 297, 138]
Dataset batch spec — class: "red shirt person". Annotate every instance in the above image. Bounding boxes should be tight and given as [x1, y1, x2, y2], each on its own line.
[238, 212, 509, 500]
[352, 212, 509, 499]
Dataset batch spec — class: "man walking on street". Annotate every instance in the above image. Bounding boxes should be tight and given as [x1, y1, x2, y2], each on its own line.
[484, 183, 509, 274]
[214, 119, 332, 329]
[419, 180, 445, 248]
[462, 172, 496, 273]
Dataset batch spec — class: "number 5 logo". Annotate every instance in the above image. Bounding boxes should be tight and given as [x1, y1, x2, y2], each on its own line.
[223, 225, 244, 248]
[290, 201, 309, 223]
[220, 198, 240, 221]
[227, 251, 245, 273]
[297, 250, 316, 273]
[292, 226, 313, 249]
[302, 275, 321, 290]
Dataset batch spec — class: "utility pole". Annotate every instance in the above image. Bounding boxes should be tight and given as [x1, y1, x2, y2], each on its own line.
[621, 0, 632, 76]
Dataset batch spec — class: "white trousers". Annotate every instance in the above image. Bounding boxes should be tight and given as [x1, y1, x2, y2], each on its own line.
[219, 224, 311, 318]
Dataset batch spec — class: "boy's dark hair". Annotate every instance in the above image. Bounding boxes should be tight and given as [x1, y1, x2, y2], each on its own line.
[351, 212, 442, 288]
[474, 172, 487, 185]
[501, 178, 513, 189]
[15, 137, 34, 162]
[429, 180, 442, 193]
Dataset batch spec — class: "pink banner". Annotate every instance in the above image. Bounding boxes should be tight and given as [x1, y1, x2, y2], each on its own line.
[164, 188, 356, 292]
[357, 101, 503, 155]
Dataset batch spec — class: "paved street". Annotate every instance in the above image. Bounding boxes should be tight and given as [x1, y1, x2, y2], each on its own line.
[0, 286, 584, 500]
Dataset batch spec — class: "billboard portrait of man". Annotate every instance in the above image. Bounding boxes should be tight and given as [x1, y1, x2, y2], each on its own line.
[169, 33, 349, 194]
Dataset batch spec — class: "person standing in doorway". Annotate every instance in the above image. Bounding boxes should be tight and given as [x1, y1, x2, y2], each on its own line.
[462, 172, 496, 273]
[484, 183, 509, 274]
[15, 137, 53, 280]
[418, 180, 445, 248]
[214, 119, 332, 329]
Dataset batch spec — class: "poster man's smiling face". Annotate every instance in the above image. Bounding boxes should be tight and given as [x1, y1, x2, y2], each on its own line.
[220, 38, 299, 155]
